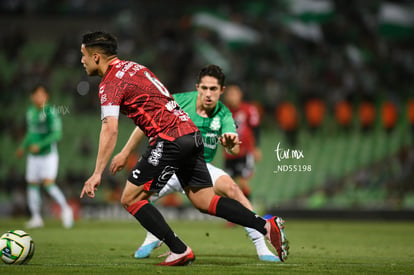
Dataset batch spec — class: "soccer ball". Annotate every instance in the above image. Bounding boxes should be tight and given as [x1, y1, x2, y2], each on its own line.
[0, 230, 35, 265]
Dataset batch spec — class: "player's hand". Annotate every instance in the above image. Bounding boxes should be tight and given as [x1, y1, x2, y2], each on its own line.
[219, 133, 241, 150]
[29, 145, 40, 154]
[80, 174, 101, 199]
[15, 148, 24, 158]
[110, 152, 128, 175]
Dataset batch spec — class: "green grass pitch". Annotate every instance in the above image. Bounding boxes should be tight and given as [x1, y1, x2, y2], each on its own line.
[0, 218, 413, 274]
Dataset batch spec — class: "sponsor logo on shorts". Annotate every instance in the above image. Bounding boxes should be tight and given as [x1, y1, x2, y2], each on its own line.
[148, 141, 164, 166]
[158, 166, 178, 184]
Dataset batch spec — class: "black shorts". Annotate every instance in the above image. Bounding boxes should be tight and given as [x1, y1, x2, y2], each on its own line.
[224, 154, 255, 179]
[128, 131, 212, 193]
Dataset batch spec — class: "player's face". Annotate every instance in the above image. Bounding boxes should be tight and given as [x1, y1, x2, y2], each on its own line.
[31, 87, 48, 109]
[80, 45, 99, 76]
[224, 85, 243, 109]
[196, 76, 224, 111]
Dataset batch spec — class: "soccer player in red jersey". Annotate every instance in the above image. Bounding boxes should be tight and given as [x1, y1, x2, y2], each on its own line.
[79, 31, 288, 266]
[223, 84, 262, 200]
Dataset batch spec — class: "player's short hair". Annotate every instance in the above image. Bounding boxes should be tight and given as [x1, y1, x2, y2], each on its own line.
[197, 65, 226, 87]
[31, 84, 48, 95]
[82, 31, 118, 56]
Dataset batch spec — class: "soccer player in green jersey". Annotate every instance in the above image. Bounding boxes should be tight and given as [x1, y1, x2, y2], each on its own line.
[110, 65, 283, 262]
[16, 84, 74, 229]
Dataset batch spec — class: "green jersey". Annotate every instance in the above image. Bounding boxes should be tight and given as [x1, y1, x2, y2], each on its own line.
[21, 105, 62, 155]
[173, 91, 237, 162]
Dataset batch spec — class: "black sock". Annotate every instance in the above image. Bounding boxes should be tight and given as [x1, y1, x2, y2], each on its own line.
[134, 203, 187, 254]
[215, 197, 267, 235]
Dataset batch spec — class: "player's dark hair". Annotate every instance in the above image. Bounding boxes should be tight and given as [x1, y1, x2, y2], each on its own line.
[31, 84, 49, 95]
[82, 31, 118, 56]
[197, 64, 226, 87]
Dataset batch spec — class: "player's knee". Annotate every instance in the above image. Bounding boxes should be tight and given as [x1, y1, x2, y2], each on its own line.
[121, 191, 151, 209]
[120, 193, 133, 208]
[120, 196, 128, 209]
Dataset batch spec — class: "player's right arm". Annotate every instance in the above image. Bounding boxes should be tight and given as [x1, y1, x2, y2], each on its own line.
[81, 81, 123, 199]
[16, 135, 29, 158]
[110, 126, 145, 175]
[16, 110, 31, 158]
[80, 116, 119, 198]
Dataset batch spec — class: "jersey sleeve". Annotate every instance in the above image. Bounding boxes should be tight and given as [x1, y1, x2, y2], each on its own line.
[100, 82, 122, 120]
[20, 110, 31, 150]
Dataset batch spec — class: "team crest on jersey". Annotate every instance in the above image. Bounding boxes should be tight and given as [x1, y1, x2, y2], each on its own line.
[210, 117, 221, 131]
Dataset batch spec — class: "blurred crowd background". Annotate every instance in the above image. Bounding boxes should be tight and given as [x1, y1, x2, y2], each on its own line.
[1, 0, 414, 218]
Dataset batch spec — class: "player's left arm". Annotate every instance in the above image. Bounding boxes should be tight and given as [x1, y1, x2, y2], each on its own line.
[81, 116, 118, 198]
[220, 133, 241, 155]
[110, 126, 145, 175]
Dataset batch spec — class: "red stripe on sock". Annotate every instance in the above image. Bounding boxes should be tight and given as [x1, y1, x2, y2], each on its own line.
[126, 200, 149, 216]
[208, 195, 221, 216]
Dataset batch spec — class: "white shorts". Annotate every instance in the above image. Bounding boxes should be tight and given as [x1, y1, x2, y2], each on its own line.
[155, 163, 228, 198]
[26, 152, 59, 183]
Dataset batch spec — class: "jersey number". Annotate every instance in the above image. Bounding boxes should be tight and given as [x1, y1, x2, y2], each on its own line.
[144, 71, 171, 97]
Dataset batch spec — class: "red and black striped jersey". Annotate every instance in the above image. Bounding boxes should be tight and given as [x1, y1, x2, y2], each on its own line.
[99, 59, 198, 142]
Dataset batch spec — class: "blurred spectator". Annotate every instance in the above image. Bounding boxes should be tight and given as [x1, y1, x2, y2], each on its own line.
[358, 100, 376, 132]
[1, 0, 414, 211]
[223, 84, 261, 199]
[304, 98, 326, 132]
[334, 100, 353, 129]
[275, 102, 299, 145]
[381, 101, 398, 132]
